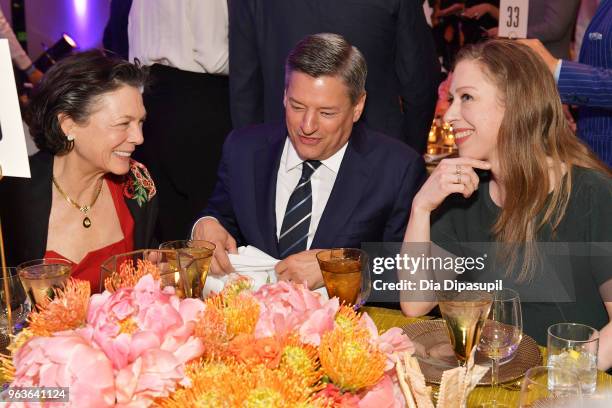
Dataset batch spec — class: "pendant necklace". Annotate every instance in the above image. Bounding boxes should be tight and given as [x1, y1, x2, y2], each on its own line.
[52, 176, 104, 228]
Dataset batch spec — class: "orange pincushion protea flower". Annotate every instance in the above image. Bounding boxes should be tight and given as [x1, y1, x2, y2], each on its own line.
[28, 278, 90, 336]
[241, 364, 316, 408]
[205, 290, 260, 339]
[334, 305, 364, 335]
[318, 324, 385, 393]
[104, 259, 160, 292]
[279, 335, 323, 389]
[161, 359, 244, 407]
[163, 361, 317, 408]
[194, 304, 229, 357]
[220, 275, 253, 303]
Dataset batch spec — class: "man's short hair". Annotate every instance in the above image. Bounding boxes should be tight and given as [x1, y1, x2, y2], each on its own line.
[285, 33, 367, 105]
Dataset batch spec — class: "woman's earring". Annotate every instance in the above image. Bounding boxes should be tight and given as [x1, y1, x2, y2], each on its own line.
[66, 134, 75, 141]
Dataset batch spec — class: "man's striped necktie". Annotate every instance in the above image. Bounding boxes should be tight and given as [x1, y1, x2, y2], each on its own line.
[278, 160, 322, 258]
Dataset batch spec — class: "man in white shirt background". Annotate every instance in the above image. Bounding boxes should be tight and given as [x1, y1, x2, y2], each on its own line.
[128, 0, 231, 242]
[192, 34, 426, 289]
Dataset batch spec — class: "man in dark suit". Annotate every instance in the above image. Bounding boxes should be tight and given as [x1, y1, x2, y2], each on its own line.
[193, 34, 426, 288]
[229, 0, 440, 154]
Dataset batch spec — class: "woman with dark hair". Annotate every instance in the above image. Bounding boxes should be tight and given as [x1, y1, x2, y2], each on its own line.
[0, 50, 156, 291]
[401, 40, 612, 369]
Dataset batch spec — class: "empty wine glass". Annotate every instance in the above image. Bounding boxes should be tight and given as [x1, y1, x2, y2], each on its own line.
[0, 267, 30, 353]
[519, 366, 582, 407]
[478, 288, 523, 407]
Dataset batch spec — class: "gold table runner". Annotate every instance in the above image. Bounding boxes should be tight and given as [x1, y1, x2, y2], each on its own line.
[364, 306, 612, 407]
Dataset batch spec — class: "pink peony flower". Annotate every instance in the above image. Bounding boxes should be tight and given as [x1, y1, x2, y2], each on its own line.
[253, 281, 339, 345]
[87, 274, 205, 370]
[114, 348, 189, 406]
[359, 375, 404, 408]
[360, 313, 415, 371]
[9, 330, 116, 408]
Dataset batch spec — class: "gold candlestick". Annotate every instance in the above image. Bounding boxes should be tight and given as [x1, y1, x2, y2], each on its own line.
[0, 164, 13, 336]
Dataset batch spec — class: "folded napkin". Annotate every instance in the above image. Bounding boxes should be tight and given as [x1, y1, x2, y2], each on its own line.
[396, 349, 488, 408]
[202, 246, 328, 299]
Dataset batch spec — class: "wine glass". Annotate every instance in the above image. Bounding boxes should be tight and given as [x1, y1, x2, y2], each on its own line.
[17, 258, 72, 307]
[519, 366, 582, 407]
[0, 267, 30, 352]
[437, 289, 492, 367]
[160, 240, 215, 299]
[478, 288, 523, 407]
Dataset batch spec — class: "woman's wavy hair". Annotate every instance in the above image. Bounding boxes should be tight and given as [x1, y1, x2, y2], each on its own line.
[26, 50, 148, 155]
[455, 39, 611, 282]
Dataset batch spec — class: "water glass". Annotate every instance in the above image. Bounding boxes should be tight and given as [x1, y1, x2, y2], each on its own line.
[316, 248, 371, 308]
[547, 323, 598, 395]
[159, 240, 215, 298]
[0, 267, 30, 352]
[100, 249, 183, 295]
[17, 258, 72, 307]
[519, 366, 582, 407]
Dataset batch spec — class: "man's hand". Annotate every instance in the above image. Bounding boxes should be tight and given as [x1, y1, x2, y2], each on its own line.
[192, 218, 237, 275]
[275, 249, 324, 290]
[518, 39, 559, 74]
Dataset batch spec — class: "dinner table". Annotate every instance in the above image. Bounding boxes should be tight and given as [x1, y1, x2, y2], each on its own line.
[365, 306, 612, 407]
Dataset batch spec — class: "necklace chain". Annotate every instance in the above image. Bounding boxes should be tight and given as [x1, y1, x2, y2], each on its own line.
[52, 176, 103, 226]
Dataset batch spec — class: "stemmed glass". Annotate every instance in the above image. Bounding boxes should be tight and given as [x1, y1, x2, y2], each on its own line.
[437, 289, 492, 367]
[0, 267, 30, 352]
[519, 366, 582, 407]
[478, 288, 523, 407]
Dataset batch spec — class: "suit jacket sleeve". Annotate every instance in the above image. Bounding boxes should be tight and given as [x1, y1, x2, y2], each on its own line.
[196, 131, 244, 244]
[395, 0, 440, 153]
[229, 0, 264, 129]
[383, 155, 427, 242]
[558, 60, 612, 109]
[527, 0, 580, 42]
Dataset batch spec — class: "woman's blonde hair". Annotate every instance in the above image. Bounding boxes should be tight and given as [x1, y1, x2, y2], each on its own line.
[455, 39, 611, 282]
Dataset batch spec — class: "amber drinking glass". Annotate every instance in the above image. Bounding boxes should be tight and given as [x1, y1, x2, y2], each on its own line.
[316, 248, 371, 308]
[159, 240, 215, 299]
[100, 249, 183, 295]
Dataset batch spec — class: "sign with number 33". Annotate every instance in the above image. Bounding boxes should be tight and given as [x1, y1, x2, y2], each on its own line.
[498, 0, 530, 39]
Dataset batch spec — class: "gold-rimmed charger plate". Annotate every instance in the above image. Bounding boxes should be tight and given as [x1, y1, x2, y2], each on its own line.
[402, 320, 542, 385]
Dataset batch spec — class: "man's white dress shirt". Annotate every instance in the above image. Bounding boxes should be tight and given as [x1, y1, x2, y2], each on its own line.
[193, 137, 348, 253]
[275, 139, 347, 249]
[128, 0, 229, 74]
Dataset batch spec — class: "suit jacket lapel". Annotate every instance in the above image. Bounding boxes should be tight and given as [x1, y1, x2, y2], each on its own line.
[311, 125, 371, 249]
[254, 126, 286, 258]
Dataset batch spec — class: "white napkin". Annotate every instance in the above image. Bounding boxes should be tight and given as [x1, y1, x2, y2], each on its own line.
[202, 246, 328, 299]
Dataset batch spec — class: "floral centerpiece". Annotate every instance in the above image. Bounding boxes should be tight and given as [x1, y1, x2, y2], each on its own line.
[1, 260, 415, 407]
